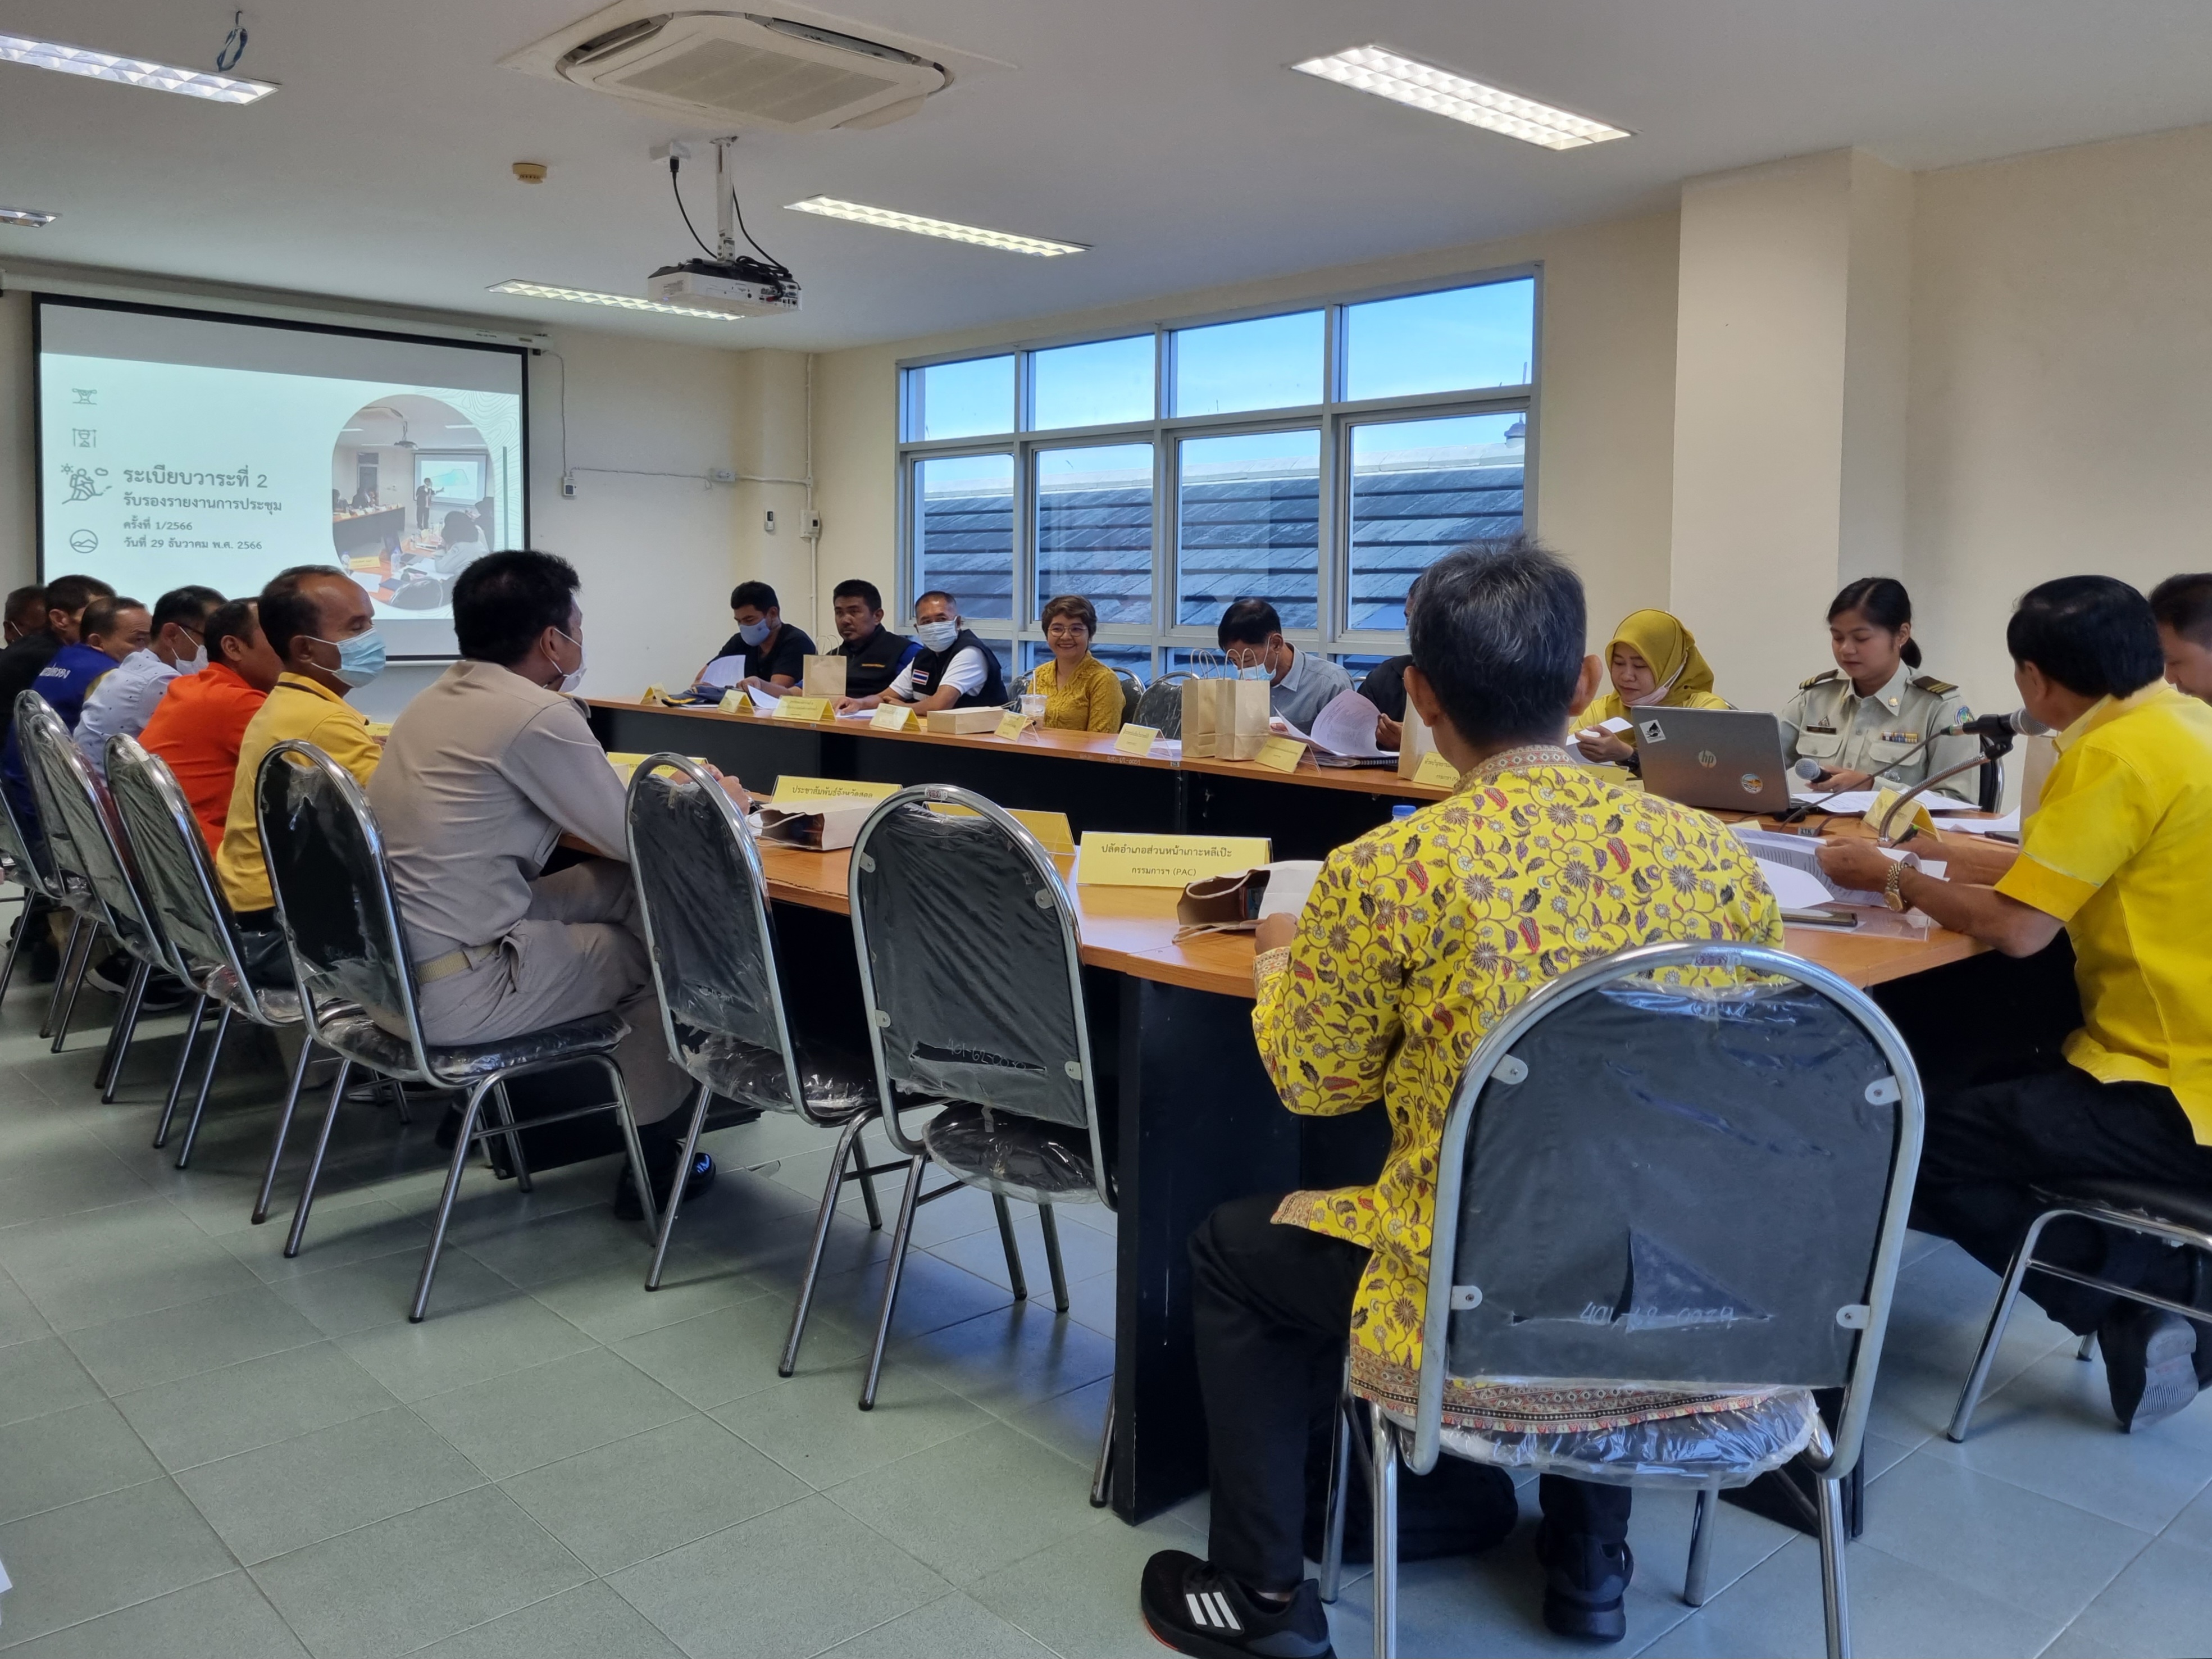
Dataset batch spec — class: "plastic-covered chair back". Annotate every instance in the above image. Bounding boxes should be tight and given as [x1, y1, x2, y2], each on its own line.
[623, 753, 807, 1112]
[0, 722, 58, 900]
[17, 693, 170, 972]
[1131, 679, 1184, 737]
[254, 740, 430, 1068]
[848, 786, 1104, 1190]
[1413, 942, 1923, 1484]
[105, 736, 253, 988]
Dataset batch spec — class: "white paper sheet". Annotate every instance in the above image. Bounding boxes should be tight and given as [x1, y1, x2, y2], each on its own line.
[1937, 810, 2020, 836]
[697, 654, 748, 690]
[1255, 860, 1325, 921]
[747, 684, 780, 711]
[1787, 787, 1982, 816]
[1753, 857, 1837, 911]
[1309, 689, 1387, 758]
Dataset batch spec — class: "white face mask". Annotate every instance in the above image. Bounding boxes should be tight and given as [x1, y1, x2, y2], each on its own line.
[180, 642, 208, 674]
[549, 625, 586, 694]
[915, 619, 960, 653]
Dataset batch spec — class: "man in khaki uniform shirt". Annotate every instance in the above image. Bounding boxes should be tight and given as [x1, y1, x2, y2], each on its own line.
[371, 551, 744, 1215]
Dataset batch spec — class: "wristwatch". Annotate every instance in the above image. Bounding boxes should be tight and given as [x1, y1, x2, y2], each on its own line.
[1883, 856, 1912, 912]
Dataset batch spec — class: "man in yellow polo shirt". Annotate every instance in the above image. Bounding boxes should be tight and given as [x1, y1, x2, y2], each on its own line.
[1822, 575, 2212, 1433]
[217, 565, 386, 981]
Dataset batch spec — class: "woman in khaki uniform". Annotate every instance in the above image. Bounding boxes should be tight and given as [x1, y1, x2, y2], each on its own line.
[1780, 578, 1980, 801]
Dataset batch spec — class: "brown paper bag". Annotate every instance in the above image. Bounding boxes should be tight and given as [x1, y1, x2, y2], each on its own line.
[802, 654, 847, 701]
[1219, 678, 1271, 762]
[1181, 676, 1221, 758]
[1397, 701, 1438, 779]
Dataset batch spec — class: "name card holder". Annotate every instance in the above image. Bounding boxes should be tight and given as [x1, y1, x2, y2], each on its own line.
[995, 711, 1030, 740]
[773, 776, 902, 807]
[1413, 750, 1460, 789]
[1253, 736, 1305, 773]
[870, 703, 914, 731]
[1115, 723, 1160, 756]
[1077, 831, 1272, 888]
[772, 695, 829, 723]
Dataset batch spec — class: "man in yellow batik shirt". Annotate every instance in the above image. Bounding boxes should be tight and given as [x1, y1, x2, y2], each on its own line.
[1140, 542, 1782, 1659]
[1823, 575, 2212, 1437]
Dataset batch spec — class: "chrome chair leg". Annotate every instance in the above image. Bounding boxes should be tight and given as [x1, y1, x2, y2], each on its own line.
[2078, 1330, 2098, 1361]
[604, 1058, 656, 1243]
[1037, 1203, 1071, 1314]
[0, 892, 26, 1002]
[151, 993, 209, 1148]
[40, 911, 86, 1039]
[850, 1124, 884, 1230]
[646, 1081, 713, 1291]
[48, 917, 97, 1051]
[1089, 1392, 1117, 1509]
[1320, 1394, 1353, 1602]
[1949, 1210, 2061, 1442]
[252, 1037, 318, 1225]
[173, 1005, 235, 1169]
[1818, 1474, 1851, 1659]
[411, 1077, 492, 1322]
[1369, 1405, 1400, 1659]
[993, 1192, 1029, 1301]
[859, 1152, 927, 1410]
[485, 1079, 531, 1193]
[283, 1058, 354, 1257]
[1684, 1484, 1718, 1606]
[777, 1108, 870, 1371]
[96, 958, 152, 1100]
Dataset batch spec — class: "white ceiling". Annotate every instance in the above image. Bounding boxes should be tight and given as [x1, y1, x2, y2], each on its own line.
[7, 0, 2212, 352]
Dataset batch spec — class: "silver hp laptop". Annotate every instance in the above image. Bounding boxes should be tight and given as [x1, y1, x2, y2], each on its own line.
[1633, 708, 1794, 814]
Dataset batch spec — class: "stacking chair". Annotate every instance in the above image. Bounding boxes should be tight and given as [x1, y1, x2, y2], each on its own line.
[1131, 673, 1189, 738]
[848, 785, 1117, 1489]
[1112, 667, 1143, 725]
[0, 757, 65, 1008]
[622, 755, 899, 1363]
[10, 693, 113, 1043]
[255, 740, 659, 1322]
[104, 736, 316, 1178]
[1320, 942, 1923, 1659]
[1949, 1181, 2212, 1442]
[16, 695, 183, 1101]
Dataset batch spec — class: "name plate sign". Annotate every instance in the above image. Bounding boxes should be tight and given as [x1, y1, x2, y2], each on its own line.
[1077, 831, 1271, 888]
[1253, 736, 1305, 773]
[772, 695, 829, 723]
[1413, 751, 1460, 789]
[870, 703, 913, 731]
[995, 711, 1030, 740]
[1114, 723, 1160, 756]
[772, 776, 900, 807]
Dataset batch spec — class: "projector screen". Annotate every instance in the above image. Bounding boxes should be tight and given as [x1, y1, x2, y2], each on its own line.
[35, 297, 527, 658]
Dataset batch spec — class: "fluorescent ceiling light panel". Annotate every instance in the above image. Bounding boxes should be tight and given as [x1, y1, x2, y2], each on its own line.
[486, 279, 748, 320]
[0, 31, 276, 103]
[0, 207, 58, 228]
[1291, 45, 1627, 149]
[784, 197, 1086, 257]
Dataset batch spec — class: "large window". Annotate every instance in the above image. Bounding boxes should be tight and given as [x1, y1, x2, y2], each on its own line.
[896, 269, 1535, 671]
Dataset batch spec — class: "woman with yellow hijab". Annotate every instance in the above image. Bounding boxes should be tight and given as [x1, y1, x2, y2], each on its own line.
[1573, 608, 1731, 762]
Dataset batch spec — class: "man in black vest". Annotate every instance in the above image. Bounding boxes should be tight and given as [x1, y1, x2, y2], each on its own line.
[834, 589, 1005, 715]
[825, 578, 920, 700]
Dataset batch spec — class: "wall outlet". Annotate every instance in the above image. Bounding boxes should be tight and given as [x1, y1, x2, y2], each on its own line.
[708, 466, 737, 484]
[763, 510, 777, 534]
[561, 471, 577, 498]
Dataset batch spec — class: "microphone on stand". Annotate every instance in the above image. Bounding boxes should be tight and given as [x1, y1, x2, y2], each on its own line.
[1777, 758, 1850, 825]
[1940, 710, 2050, 739]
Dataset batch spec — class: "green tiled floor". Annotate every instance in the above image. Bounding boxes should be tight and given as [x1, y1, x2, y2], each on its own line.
[3, 978, 2211, 1656]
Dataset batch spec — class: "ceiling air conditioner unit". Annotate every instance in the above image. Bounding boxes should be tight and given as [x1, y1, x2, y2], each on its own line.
[520, 8, 949, 131]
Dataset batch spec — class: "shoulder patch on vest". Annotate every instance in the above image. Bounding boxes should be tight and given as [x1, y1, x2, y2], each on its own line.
[1799, 670, 1841, 689]
[1909, 675, 1958, 696]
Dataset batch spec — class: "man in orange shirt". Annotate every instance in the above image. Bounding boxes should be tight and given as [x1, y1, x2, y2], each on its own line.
[138, 599, 285, 852]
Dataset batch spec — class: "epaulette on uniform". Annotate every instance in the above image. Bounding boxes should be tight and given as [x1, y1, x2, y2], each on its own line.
[1909, 675, 1958, 696]
[1799, 670, 1841, 689]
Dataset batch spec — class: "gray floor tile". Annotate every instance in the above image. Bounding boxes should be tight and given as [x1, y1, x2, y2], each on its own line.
[711, 1357, 993, 1489]
[499, 1412, 808, 1573]
[0, 1133, 157, 1228]
[270, 1244, 516, 1338]
[408, 1581, 685, 1659]
[216, 1200, 433, 1283]
[2, 1569, 307, 1659]
[0, 1479, 236, 1647]
[822, 1590, 1056, 1658]
[442, 1194, 661, 1289]
[114, 1340, 398, 1472]
[250, 1485, 588, 1658]
[174, 1406, 487, 1565]
[805, 1249, 1019, 1351]
[924, 1207, 1117, 1293]
[1615, 1483, 1798, 1606]
[2041, 1536, 2212, 1658]
[525, 1251, 770, 1345]
[338, 1294, 597, 1402]
[888, 1297, 1115, 1417]
[1637, 1530, 2064, 1658]
[0, 1199, 263, 1332]
[1921, 1345, 2212, 1532]
[614, 1292, 868, 1411]
[606, 1492, 950, 1659]
[2160, 1477, 2212, 1553]
[1881, 1238, 2074, 1383]
[60, 1285, 325, 1397]
[1858, 1447, 2151, 1621]
[1003, 1375, 1110, 1469]
[0, 1399, 163, 1524]
[826, 1420, 1114, 1585]
[411, 1347, 690, 1480]
[1062, 1269, 1116, 1339]
[0, 1270, 48, 1348]
[0, 1334, 102, 1426]
[968, 1509, 1207, 1659]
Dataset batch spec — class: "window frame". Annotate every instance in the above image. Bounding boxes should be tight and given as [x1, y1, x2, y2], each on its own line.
[894, 262, 1541, 665]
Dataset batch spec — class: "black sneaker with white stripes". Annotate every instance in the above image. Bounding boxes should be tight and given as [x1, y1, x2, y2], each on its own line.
[1140, 1549, 1333, 1659]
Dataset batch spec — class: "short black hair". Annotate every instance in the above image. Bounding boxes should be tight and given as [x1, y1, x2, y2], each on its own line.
[453, 549, 580, 665]
[5, 585, 45, 628]
[832, 579, 883, 612]
[1828, 577, 1922, 670]
[2005, 576, 2164, 700]
[43, 574, 114, 617]
[152, 585, 224, 635]
[80, 596, 147, 644]
[1217, 598, 1282, 649]
[260, 565, 349, 664]
[1407, 537, 1587, 747]
[730, 580, 779, 614]
[203, 599, 260, 660]
[914, 589, 957, 613]
[2150, 573, 2212, 647]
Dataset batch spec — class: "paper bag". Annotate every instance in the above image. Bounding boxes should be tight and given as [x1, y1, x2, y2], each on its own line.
[1397, 701, 1439, 779]
[802, 654, 847, 701]
[757, 799, 874, 852]
[1218, 678, 1271, 761]
[1181, 676, 1221, 758]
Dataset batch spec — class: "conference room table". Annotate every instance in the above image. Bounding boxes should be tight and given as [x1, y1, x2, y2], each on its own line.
[586, 698, 1986, 1522]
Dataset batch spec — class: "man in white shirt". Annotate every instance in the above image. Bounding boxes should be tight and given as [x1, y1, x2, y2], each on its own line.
[833, 589, 1007, 715]
[76, 585, 224, 776]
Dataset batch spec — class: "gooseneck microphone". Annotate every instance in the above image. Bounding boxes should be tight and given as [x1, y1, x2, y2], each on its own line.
[1941, 710, 2050, 739]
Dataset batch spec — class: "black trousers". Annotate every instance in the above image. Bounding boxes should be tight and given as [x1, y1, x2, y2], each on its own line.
[1913, 1057, 2212, 1334]
[1192, 1194, 1630, 1592]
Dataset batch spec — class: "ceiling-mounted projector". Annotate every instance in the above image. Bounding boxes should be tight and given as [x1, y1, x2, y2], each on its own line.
[648, 137, 800, 315]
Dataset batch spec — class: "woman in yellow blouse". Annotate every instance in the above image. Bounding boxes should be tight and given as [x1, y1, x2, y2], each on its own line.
[1573, 607, 1731, 762]
[1029, 595, 1125, 732]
